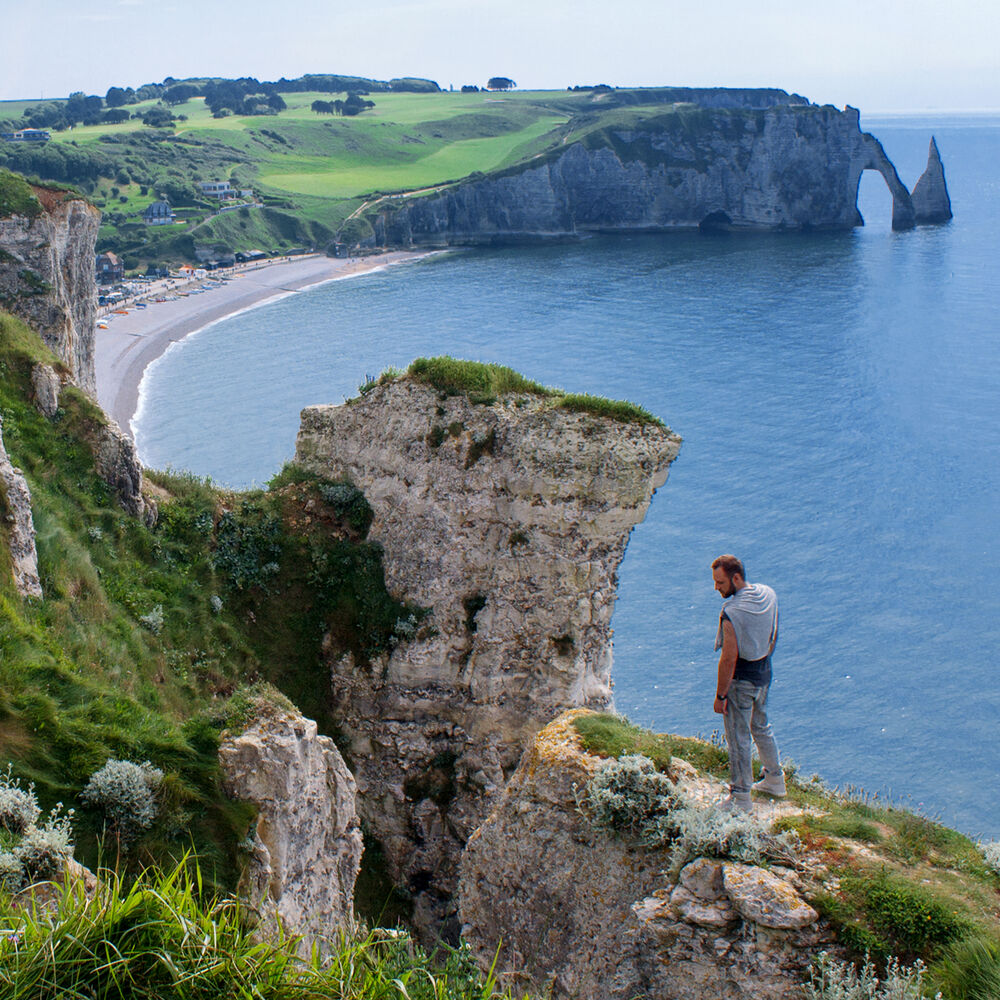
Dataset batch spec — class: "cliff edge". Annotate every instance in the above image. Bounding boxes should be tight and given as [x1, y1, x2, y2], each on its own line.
[460, 711, 827, 999]
[354, 104, 926, 246]
[294, 360, 680, 938]
[0, 173, 99, 394]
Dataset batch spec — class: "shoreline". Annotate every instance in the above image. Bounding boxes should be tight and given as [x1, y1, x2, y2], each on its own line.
[95, 251, 431, 436]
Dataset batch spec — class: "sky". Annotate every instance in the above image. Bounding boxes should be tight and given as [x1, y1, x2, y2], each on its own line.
[1, 0, 998, 111]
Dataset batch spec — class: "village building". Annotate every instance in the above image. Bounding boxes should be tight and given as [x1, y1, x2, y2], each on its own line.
[95, 251, 124, 284]
[198, 180, 237, 200]
[0, 128, 51, 142]
[143, 200, 175, 225]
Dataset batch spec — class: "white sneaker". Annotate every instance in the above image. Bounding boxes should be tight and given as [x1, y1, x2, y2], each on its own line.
[752, 769, 787, 798]
[719, 791, 752, 813]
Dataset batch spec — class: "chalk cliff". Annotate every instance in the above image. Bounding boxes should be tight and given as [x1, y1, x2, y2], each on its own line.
[460, 712, 829, 999]
[1, 177, 154, 524]
[363, 105, 922, 245]
[0, 186, 99, 394]
[911, 136, 953, 224]
[218, 708, 363, 951]
[295, 374, 680, 938]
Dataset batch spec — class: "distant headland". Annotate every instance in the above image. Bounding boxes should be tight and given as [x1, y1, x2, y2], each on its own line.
[1, 78, 950, 273]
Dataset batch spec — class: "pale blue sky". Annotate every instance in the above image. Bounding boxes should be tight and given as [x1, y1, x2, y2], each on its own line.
[2, 0, 997, 111]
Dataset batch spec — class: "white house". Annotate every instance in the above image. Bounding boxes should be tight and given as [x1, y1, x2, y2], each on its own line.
[199, 181, 236, 200]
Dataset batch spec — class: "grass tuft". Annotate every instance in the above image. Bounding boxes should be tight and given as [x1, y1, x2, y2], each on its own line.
[405, 357, 664, 426]
[572, 712, 728, 777]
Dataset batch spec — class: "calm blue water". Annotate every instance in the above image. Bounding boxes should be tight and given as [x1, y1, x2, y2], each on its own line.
[136, 114, 1000, 839]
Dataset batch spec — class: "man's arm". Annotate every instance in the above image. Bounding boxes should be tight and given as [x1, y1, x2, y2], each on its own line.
[714, 618, 738, 715]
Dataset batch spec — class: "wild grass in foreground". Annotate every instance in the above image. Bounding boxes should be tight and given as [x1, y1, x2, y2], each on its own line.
[0, 861, 526, 1000]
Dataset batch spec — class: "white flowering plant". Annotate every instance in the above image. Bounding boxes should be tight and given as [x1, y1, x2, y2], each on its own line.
[805, 951, 941, 1000]
[0, 766, 41, 835]
[81, 759, 163, 846]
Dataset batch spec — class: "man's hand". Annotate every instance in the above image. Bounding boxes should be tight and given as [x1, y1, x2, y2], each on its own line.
[713, 693, 728, 715]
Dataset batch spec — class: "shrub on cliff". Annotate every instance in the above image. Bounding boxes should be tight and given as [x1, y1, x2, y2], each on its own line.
[582, 752, 798, 867]
[0, 768, 40, 835]
[582, 754, 682, 837]
[0, 170, 42, 220]
[80, 759, 163, 846]
[980, 840, 1000, 876]
[14, 805, 75, 880]
[806, 952, 940, 1000]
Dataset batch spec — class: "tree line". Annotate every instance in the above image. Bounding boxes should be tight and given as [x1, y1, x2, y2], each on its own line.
[310, 95, 377, 117]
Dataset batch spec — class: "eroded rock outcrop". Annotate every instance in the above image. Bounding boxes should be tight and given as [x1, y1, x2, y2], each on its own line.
[295, 376, 680, 938]
[0, 414, 42, 598]
[0, 187, 99, 393]
[30, 363, 62, 419]
[218, 708, 362, 951]
[364, 104, 924, 244]
[911, 136, 953, 224]
[459, 712, 828, 999]
[92, 414, 157, 526]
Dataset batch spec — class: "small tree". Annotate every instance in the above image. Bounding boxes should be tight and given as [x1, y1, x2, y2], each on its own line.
[486, 77, 516, 91]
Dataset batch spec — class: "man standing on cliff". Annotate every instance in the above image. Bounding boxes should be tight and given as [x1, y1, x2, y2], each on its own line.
[711, 554, 786, 811]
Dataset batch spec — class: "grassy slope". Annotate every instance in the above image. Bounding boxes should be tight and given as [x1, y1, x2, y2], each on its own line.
[0, 311, 416, 891]
[573, 712, 1000, 999]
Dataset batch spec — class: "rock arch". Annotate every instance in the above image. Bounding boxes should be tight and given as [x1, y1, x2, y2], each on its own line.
[854, 133, 915, 230]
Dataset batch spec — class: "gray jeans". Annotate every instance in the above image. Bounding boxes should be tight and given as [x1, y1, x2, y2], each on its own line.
[723, 679, 781, 795]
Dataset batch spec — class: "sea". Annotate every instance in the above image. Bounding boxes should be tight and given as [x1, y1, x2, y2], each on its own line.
[134, 113, 1000, 840]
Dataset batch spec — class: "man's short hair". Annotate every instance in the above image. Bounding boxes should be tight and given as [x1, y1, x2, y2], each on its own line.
[712, 554, 745, 579]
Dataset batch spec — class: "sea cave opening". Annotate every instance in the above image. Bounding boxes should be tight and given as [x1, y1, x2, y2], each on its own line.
[856, 167, 896, 230]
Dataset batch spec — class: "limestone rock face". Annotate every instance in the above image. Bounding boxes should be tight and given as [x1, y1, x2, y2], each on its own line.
[369, 105, 921, 244]
[0, 190, 100, 393]
[911, 137, 953, 224]
[459, 711, 828, 1000]
[93, 416, 157, 526]
[723, 862, 818, 929]
[295, 379, 680, 938]
[218, 709, 363, 951]
[0, 415, 42, 598]
[31, 363, 63, 419]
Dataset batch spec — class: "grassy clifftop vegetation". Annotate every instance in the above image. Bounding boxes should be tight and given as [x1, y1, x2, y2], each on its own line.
[360, 356, 666, 427]
[0, 310, 421, 890]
